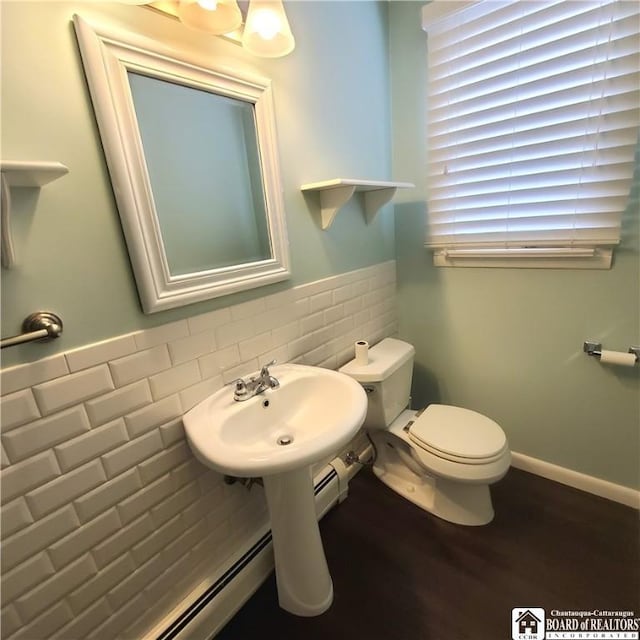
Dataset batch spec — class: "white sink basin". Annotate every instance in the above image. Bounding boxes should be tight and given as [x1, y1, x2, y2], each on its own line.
[183, 363, 367, 477]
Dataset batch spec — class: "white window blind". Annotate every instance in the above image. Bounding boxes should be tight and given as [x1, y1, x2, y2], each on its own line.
[423, 0, 640, 268]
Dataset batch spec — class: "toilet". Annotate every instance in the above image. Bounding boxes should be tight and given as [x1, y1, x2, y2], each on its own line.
[339, 338, 511, 525]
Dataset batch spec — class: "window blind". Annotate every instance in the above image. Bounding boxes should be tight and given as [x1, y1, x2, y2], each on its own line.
[423, 0, 640, 267]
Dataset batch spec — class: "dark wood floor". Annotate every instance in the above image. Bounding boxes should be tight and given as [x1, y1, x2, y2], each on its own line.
[216, 467, 640, 640]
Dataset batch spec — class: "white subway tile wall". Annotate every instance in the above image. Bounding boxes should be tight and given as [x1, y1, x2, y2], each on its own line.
[0, 261, 397, 640]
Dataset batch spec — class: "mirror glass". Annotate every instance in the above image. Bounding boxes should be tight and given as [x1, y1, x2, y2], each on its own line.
[73, 15, 290, 313]
[128, 73, 272, 275]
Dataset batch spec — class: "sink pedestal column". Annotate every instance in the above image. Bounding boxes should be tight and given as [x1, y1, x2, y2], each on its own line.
[262, 465, 333, 616]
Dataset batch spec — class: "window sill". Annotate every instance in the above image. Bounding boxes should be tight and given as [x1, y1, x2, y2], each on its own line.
[431, 247, 613, 269]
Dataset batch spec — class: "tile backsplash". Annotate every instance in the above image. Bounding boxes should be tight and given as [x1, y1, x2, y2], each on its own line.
[0, 260, 397, 640]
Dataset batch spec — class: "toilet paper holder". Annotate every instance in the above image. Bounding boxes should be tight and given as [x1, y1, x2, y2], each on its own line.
[583, 341, 639, 364]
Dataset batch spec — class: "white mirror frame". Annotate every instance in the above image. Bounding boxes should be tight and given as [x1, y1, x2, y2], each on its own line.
[73, 15, 290, 313]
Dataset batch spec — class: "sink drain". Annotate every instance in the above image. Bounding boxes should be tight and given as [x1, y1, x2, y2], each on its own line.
[277, 435, 293, 446]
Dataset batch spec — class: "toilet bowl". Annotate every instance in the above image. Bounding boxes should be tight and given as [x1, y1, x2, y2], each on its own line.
[339, 338, 511, 525]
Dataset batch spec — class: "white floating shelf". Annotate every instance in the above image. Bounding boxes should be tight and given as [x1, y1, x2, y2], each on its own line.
[2, 161, 69, 187]
[1, 161, 69, 269]
[301, 178, 414, 230]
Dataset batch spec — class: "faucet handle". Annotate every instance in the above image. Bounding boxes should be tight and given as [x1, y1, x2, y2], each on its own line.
[260, 359, 276, 375]
[259, 360, 279, 389]
[229, 378, 249, 400]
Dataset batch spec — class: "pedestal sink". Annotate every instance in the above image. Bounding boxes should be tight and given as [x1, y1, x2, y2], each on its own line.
[183, 363, 367, 616]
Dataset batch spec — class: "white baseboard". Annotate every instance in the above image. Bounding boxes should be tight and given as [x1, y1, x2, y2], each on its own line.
[510, 451, 640, 509]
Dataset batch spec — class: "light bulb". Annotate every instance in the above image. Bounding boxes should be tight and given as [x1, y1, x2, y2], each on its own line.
[198, 0, 218, 9]
[253, 10, 280, 40]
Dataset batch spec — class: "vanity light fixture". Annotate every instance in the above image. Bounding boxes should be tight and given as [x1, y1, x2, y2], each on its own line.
[140, 0, 295, 58]
[177, 0, 243, 35]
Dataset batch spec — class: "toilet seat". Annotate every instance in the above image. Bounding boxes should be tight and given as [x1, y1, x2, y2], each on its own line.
[387, 408, 511, 487]
[409, 404, 508, 465]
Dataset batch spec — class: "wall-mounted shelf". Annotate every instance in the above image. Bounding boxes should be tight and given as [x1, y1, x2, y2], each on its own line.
[301, 178, 414, 230]
[1, 161, 69, 269]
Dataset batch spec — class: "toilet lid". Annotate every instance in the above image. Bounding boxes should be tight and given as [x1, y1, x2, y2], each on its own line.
[409, 404, 507, 461]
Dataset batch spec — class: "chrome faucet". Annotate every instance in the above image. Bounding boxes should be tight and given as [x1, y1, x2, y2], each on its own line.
[232, 360, 280, 401]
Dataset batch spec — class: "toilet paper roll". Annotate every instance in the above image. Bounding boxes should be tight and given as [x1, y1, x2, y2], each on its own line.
[354, 340, 369, 365]
[599, 350, 637, 367]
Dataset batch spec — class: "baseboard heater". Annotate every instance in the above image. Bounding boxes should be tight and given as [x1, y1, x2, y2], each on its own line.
[148, 446, 371, 640]
[155, 529, 274, 640]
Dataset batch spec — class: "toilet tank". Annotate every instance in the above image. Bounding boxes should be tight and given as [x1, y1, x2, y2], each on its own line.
[339, 338, 415, 429]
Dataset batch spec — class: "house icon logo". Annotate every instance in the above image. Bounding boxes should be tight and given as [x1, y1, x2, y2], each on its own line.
[512, 607, 545, 640]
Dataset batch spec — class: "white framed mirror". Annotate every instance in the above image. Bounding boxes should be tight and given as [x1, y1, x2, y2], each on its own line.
[73, 15, 290, 313]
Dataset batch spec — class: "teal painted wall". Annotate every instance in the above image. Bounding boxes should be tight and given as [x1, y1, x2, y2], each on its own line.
[1, 1, 394, 366]
[389, 2, 640, 489]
